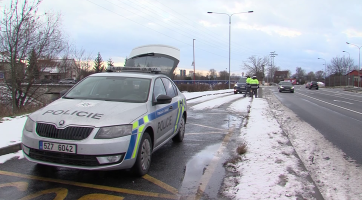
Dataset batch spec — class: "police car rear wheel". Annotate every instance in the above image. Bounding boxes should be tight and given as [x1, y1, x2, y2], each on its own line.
[133, 132, 152, 176]
[172, 116, 185, 142]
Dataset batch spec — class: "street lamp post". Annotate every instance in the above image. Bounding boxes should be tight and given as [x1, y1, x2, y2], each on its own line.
[343, 50, 350, 86]
[207, 11, 253, 89]
[346, 42, 362, 87]
[318, 57, 326, 85]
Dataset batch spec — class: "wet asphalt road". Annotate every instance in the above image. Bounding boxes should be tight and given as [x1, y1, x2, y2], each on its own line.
[267, 86, 362, 164]
[0, 92, 249, 200]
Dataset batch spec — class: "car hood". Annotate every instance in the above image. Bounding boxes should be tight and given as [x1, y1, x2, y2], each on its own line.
[30, 99, 148, 127]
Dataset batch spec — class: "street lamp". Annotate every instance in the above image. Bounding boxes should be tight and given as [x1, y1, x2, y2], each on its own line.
[342, 50, 350, 59]
[346, 42, 361, 70]
[207, 10, 253, 89]
[318, 57, 326, 82]
[343, 51, 350, 86]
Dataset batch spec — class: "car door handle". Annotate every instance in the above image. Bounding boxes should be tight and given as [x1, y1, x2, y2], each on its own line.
[169, 106, 173, 110]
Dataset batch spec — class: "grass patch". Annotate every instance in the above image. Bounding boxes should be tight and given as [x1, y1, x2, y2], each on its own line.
[236, 143, 248, 155]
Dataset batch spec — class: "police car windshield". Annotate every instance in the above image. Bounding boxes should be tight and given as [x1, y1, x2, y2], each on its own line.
[65, 76, 151, 103]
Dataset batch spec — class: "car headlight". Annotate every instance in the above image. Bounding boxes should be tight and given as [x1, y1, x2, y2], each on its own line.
[234, 84, 237, 87]
[24, 117, 35, 132]
[95, 125, 132, 139]
[291, 87, 294, 89]
[280, 86, 284, 88]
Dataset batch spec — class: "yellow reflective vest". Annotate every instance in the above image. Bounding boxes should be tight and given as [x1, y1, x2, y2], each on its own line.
[249, 78, 259, 85]
[246, 77, 251, 84]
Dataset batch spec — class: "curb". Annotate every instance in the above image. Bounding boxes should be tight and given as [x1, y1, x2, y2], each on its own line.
[0, 143, 22, 156]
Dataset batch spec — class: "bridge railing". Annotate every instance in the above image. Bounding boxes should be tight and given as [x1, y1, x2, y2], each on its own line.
[173, 80, 236, 85]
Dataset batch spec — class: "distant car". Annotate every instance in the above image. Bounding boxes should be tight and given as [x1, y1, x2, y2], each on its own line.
[308, 81, 319, 90]
[234, 77, 248, 94]
[317, 82, 325, 88]
[305, 82, 311, 88]
[59, 78, 76, 84]
[278, 81, 294, 93]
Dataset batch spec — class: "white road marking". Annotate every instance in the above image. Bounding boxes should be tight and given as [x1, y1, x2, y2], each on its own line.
[297, 93, 362, 115]
[333, 100, 354, 105]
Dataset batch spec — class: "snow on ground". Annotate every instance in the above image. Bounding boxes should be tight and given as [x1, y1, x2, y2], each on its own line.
[0, 116, 27, 149]
[223, 98, 317, 199]
[190, 94, 242, 110]
[264, 89, 362, 199]
[181, 89, 233, 100]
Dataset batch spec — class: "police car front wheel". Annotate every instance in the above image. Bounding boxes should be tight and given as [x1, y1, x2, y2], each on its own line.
[133, 132, 152, 176]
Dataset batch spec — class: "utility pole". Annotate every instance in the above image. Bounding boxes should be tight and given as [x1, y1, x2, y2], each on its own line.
[270, 51, 278, 68]
[193, 39, 196, 84]
[270, 51, 278, 82]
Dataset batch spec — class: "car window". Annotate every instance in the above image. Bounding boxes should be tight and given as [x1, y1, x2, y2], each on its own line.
[153, 78, 167, 99]
[161, 78, 176, 98]
[65, 76, 150, 103]
[238, 77, 247, 83]
[172, 81, 179, 95]
[280, 82, 292, 86]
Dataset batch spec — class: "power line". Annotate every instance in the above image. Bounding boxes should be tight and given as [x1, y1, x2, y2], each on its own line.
[85, 0, 231, 60]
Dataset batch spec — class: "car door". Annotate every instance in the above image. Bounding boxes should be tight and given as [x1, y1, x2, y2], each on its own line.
[161, 77, 180, 138]
[150, 78, 175, 147]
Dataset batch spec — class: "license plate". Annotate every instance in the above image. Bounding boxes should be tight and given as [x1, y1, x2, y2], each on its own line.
[39, 141, 77, 154]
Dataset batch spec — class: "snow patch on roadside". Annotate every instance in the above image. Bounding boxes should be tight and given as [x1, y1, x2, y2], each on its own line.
[265, 90, 362, 199]
[223, 98, 317, 199]
[0, 150, 24, 164]
[191, 95, 242, 110]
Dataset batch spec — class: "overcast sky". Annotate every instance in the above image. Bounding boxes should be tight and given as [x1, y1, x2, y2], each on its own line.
[2, 0, 362, 76]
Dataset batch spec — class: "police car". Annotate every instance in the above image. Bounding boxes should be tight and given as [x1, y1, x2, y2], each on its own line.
[22, 45, 187, 176]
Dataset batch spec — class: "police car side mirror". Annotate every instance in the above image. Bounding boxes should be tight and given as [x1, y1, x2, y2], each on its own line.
[155, 94, 172, 104]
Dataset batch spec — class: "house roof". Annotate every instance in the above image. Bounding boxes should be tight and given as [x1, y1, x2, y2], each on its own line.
[38, 59, 76, 74]
[346, 69, 362, 76]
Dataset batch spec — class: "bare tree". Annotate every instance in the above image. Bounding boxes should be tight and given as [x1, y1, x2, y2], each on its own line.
[327, 56, 354, 75]
[219, 70, 228, 81]
[0, 0, 65, 114]
[70, 46, 93, 80]
[315, 70, 324, 80]
[292, 67, 305, 79]
[306, 71, 315, 81]
[208, 69, 217, 80]
[242, 56, 269, 79]
[266, 65, 280, 83]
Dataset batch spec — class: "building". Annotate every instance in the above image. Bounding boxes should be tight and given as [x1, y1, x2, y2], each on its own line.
[0, 62, 26, 83]
[180, 69, 186, 77]
[273, 71, 289, 83]
[37, 59, 77, 82]
[346, 70, 362, 87]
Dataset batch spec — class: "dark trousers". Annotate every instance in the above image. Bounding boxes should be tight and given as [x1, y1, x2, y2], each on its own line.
[244, 85, 250, 97]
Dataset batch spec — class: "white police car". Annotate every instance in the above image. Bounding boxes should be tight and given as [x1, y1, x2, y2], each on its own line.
[22, 65, 187, 176]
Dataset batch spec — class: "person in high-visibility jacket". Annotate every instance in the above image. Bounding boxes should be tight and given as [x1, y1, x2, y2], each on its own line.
[245, 76, 251, 97]
[249, 75, 259, 98]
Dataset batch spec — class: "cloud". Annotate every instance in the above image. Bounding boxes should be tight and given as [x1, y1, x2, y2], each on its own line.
[343, 29, 362, 38]
[235, 23, 302, 38]
[199, 20, 219, 28]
